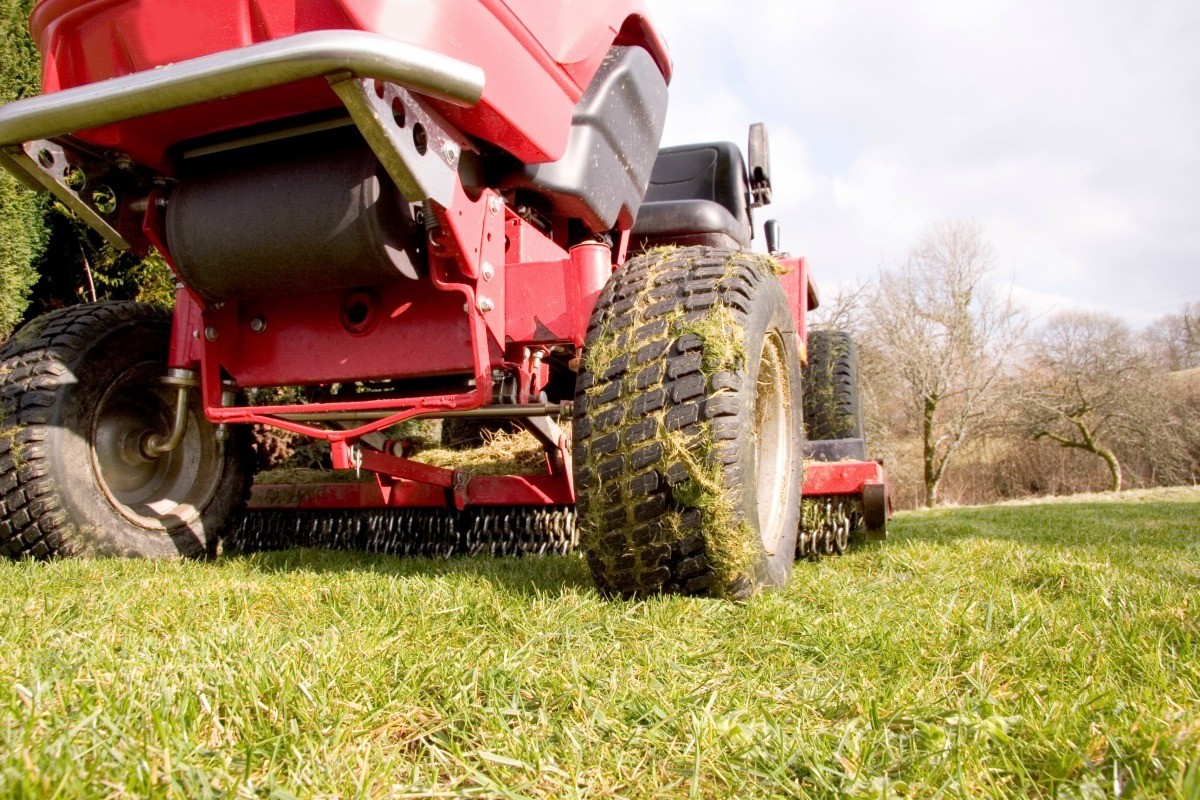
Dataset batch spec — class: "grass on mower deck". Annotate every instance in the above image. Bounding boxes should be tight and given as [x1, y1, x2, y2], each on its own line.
[257, 430, 550, 486]
[2, 491, 1199, 798]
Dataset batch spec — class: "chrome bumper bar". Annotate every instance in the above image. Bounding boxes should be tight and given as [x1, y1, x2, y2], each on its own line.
[0, 30, 484, 147]
[0, 31, 485, 247]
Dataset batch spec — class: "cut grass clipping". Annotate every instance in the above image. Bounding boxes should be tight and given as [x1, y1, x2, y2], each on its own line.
[256, 429, 550, 486]
[2, 489, 1198, 797]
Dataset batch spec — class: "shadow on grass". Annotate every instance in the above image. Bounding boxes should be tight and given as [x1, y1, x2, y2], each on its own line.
[220, 546, 596, 598]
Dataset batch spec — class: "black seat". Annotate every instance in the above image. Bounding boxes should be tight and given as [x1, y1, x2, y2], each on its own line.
[631, 142, 753, 251]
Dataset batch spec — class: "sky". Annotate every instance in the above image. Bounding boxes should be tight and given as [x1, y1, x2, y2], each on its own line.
[642, 0, 1200, 327]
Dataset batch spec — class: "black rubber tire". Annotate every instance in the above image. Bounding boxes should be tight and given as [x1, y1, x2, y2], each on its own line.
[803, 329, 864, 441]
[573, 246, 804, 599]
[0, 302, 252, 559]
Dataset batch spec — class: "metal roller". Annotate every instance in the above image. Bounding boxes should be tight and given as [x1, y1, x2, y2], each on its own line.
[230, 500, 861, 565]
[798, 497, 862, 559]
[230, 500, 867, 563]
[226, 507, 579, 559]
[166, 133, 423, 301]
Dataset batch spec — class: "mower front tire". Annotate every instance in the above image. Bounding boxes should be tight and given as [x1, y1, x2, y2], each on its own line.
[0, 302, 252, 559]
[573, 247, 804, 599]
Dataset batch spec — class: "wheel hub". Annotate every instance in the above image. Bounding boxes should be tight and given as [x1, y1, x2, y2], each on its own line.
[90, 363, 223, 531]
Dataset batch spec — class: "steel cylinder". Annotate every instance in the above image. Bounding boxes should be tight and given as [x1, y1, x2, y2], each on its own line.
[166, 134, 422, 301]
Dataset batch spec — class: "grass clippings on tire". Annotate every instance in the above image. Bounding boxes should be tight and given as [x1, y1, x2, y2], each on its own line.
[574, 246, 802, 599]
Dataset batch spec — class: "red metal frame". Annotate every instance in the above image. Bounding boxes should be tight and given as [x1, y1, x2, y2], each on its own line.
[149, 167, 588, 508]
[248, 474, 574, 511]
[802, 460, 889, 502]
[155, 196, 610, 439]
[149, 183, 843, 511]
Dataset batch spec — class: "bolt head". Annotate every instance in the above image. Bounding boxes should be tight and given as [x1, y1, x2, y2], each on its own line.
[250, 316, 267, 333]
[488, 195, 504, 215]
[204, 325, 218, 342]
[441, 142, 460, 165]
[477, 296, 495, 313]
[481, 261, 495, 282]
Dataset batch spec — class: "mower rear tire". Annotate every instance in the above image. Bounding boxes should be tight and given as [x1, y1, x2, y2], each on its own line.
[0, 302, 252, 559]
[803, 329, 864, 441]
[573, 247, 803, 599]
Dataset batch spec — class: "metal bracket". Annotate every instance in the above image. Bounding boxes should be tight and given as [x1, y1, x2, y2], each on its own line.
[4, 140, 129, 248]
[329, 76, 469, 208]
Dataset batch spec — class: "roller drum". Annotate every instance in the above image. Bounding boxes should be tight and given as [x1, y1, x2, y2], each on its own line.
[166, 137, 422, 301]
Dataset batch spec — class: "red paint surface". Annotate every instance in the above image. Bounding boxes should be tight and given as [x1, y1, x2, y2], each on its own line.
[28, 0, 668, 167]
[802, 460, 887, 498]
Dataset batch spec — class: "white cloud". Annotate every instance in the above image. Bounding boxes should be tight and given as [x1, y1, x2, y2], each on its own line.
[643, 0, 1200, 327]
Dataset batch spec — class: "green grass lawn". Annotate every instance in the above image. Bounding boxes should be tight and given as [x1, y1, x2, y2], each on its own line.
[2, 491, 1198, 799]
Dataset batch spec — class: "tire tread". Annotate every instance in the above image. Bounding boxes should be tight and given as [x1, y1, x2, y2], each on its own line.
[574, 246, 791, 599]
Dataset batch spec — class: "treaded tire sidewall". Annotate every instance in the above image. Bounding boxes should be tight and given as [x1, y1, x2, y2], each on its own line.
[573, 247, 803, 599]
[0, 303, 251, 559]
[803, 329, 864, 441]
[734, 283, 804, 589]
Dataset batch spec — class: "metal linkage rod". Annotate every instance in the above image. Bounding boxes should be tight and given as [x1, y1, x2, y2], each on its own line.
[272, 402, 572, 424]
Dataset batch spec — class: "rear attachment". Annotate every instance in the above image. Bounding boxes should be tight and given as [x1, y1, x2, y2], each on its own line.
[227, 441, 887, 562]
[229, 497, 869, 562]
[226, 433, 885, 562]
[798, 439, 891, 559]
[227, 506, 577, 558]
[798, 497, 862, 557]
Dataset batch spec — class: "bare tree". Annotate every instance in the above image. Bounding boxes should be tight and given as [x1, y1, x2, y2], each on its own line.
[1142, 301, 1200, 372]
[1019, 311, 1149, 492]
[808, 278, 869, 334]
[861, 221, 1025, 507]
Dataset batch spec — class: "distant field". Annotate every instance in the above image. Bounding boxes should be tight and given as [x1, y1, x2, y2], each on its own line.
[1, 490, 1198, 798]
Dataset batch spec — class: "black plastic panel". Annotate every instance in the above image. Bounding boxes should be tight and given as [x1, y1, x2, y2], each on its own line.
[630, 141, 753, 250]
[631, 200, 748, 250]
[510, 46, 669, 232]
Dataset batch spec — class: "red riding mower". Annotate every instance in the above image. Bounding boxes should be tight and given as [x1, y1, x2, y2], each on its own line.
[0, 0, 888, 598]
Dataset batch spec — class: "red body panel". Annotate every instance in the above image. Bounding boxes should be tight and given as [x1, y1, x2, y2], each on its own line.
[775, 256, 813, 353]
[29, 0, 670, 168]
[230, 282, 475, 387]
[802, 460, 887, 499]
